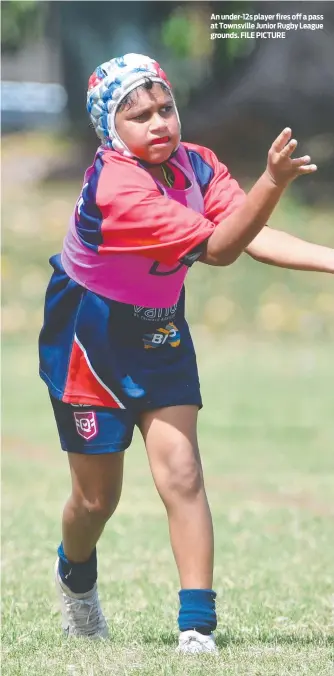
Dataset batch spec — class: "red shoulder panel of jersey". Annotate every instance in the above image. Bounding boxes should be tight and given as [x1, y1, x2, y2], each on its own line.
[182, 142, 246, 225]
[95, 150, 214, 267]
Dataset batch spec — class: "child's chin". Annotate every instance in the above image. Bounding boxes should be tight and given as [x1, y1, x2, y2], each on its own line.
[146, 145, 173, 163]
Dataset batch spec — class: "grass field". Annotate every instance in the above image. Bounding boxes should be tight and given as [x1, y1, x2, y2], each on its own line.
[2, 336, 334, 676]
[2, 131, 333, 673]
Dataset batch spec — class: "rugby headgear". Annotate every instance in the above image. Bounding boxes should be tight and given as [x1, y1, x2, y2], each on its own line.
[87, 53, 180, 157]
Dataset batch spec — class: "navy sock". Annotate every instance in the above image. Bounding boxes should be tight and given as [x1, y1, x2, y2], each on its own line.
[57, 542, 97, 594]
[178, 589, 217, 635]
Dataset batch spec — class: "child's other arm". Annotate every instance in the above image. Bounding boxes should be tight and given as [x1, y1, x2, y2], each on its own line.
[245, 227, 334, 273]
[200, 128, 317, 267]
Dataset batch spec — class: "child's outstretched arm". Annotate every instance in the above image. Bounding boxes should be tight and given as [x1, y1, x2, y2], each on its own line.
[244, 227, 334, 274]
[200, 128, 317, 267]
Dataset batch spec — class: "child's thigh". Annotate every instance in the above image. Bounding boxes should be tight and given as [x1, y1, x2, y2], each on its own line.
[67, 451, 125, 508]
[49, 394, 135, 504]
[138, 405, 202, 482]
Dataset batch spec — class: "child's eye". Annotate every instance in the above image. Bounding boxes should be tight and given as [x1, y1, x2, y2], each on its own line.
[161, 105, 173, 114]
[133, 113, 148, 122]
[132, 105, 173, 122]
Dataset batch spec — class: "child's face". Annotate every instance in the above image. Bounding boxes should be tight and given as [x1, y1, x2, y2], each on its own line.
[115, 83, 180, 164]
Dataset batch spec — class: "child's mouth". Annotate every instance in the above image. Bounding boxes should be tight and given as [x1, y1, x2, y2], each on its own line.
[150, 136, 170, 145]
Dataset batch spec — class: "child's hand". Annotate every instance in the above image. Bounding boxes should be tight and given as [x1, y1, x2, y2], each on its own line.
[266, 128, 317, 187]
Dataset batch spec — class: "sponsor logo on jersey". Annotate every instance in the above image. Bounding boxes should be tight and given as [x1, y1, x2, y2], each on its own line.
[133, 303, 178, 322]
[143, 322, 180, 349]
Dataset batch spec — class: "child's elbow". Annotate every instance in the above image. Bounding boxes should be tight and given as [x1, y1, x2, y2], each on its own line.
[200, 247, 241, 267]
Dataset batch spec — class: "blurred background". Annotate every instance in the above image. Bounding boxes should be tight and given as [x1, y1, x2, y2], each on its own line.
[2, 5, 334, 672]
[1, 0, 333, 345]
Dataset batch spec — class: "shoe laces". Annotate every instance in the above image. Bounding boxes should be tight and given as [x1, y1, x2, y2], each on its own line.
[179, 630, 216, 653]
[61, 586, 106, 637]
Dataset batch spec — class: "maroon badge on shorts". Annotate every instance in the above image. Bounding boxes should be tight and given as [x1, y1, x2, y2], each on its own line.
[73, 411, 98, 441]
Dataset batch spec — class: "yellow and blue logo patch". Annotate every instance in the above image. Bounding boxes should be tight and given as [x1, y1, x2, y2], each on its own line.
[143, 322, 181, 349]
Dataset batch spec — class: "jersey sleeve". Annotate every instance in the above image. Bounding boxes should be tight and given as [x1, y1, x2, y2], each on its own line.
[184, 143, 246, 225]
[96, 153, 215, 267]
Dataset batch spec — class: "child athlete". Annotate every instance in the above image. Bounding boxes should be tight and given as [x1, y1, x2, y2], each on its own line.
[39, 53, 333, 654]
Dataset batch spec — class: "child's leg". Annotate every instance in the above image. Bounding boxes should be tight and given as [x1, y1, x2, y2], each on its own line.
[49, 395, 134, 589]
[49, 396, 133, 637]
[139, 405, 213, 589]
[139, 405, 217, 639]
[62, 451, 124, 563]
[58, 451, 124, 596]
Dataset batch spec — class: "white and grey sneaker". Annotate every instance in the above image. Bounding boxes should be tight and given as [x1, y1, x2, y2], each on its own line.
[54, 559, 108, 638]
[177, 629, 218, 654]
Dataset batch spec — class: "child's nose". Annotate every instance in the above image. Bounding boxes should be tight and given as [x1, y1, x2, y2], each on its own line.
[150, 112, 167, 132]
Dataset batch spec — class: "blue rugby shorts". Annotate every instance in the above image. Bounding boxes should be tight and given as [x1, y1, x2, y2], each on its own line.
[39, 255, 202, 454]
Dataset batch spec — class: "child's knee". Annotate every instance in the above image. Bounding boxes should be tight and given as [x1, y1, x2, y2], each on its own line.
[73, 492, 120, 523]
[165, 454, 204, 502]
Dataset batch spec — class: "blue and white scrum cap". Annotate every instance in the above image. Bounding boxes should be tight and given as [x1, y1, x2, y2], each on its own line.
[87, 53, 181, 157]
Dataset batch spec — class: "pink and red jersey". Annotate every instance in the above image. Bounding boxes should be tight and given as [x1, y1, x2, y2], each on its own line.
[62, 142, 245, 307]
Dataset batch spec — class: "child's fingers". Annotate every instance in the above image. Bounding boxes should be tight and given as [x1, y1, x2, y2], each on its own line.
[280, 138, 298, 157]
[291, 155, 317, 174]
[291, 155, 311, 166]
[296, 163, 317, 174]
[271, 127, 292, 153]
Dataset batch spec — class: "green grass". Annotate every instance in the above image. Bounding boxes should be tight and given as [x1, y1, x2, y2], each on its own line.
[2, 131, 334, 673]
[2, 337, 334, 675]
